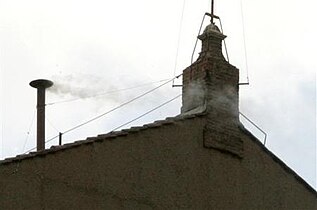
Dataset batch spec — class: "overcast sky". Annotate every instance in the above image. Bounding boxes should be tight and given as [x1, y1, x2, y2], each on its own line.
[0, 0, 316, 189]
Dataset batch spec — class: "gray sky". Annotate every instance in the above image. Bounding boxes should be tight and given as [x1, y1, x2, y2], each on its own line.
[0, 0, 316, 189]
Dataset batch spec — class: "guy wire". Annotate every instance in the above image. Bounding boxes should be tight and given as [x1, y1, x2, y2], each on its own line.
[172, 0, 186, 86]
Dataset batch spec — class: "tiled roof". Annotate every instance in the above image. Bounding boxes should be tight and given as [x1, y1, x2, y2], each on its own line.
[238, 125, 317, 196]
[0, 111, 207, 165]
[0, 110, 316, 196]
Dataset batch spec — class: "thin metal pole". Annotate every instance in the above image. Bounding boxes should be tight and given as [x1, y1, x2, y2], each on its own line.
[239, 112, 267, 145]
[59, 132, 62, 145]
[218, 17, 230, 63]
[211, 0, 214, 23]
[191, 13, 207, 64]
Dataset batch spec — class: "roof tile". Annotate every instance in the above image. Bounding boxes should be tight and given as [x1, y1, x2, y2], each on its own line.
[0, 111, 206, 165]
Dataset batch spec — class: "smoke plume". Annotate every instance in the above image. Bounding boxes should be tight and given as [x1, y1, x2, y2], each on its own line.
[48, 73, 121, 103]
[182, 81, 205, 112]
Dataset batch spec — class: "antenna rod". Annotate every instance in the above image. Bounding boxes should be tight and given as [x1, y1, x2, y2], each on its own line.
[211, 0, 214, 23]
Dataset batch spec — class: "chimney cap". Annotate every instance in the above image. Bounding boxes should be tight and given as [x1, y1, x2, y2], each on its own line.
[30, 79, 53, 89]
[204, 23, 222, 34]
[198, 23, 226, 41]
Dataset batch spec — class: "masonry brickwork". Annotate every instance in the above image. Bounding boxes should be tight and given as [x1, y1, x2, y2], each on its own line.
[182, 24, 242, 157]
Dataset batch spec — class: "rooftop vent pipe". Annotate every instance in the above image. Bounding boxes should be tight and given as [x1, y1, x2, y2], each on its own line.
[30, 79, 53, 151]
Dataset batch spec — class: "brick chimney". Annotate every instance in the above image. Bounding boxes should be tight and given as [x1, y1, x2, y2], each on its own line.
[181, 23, 243, 157]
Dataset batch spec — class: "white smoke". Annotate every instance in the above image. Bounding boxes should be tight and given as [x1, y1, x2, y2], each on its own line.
[46, 73, 177, 111]
[210, 85, 238, 114]
[182, 81, 205, 111]
[49, 74, 116, 97]
[182, 80, 239, 118]
[48, 73, 124, 105]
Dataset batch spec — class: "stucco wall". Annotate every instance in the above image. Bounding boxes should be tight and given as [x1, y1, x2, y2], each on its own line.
[0, 117, 316, 209]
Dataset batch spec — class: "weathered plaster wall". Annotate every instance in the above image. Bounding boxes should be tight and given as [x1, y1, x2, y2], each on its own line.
[0, 117, 316, 209]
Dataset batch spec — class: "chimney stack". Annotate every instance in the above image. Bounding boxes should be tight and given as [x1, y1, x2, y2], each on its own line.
[30, 79, 53, 151]
[181, 22, 243, 157]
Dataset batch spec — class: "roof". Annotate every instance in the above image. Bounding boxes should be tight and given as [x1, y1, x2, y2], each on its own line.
[0, 110, 316, 196]
[238, 125, 317, 196]
[0, 111, 206, 165]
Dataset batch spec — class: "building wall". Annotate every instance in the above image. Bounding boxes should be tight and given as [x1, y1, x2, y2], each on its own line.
[0, 117, 316, 209]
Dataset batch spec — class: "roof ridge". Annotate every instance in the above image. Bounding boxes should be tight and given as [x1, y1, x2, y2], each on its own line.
[0, 111, 206, 165]
[238, 124, 317, 197]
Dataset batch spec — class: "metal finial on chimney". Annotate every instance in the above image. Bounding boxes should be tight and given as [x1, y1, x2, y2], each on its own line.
[211, 0, 214, 23]
[30, 79, 53, 151]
